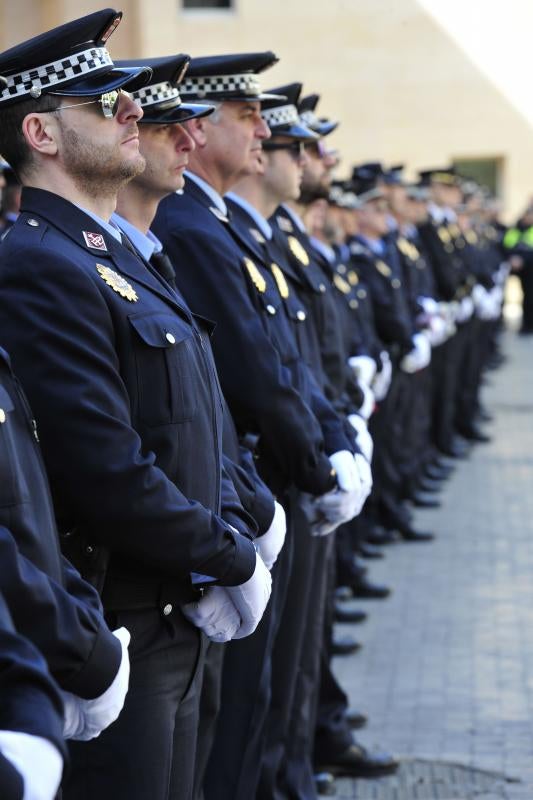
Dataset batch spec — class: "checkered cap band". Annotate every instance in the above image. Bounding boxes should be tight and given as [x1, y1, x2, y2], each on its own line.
[133, 81, 181, 108]
[300, 109, 319, 128]
[261, 103, 299, 127]
[0, 46, 114, 102]
[180, 72, 260, 98]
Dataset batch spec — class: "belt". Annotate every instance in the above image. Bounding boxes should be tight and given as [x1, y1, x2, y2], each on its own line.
[102, 576, 203, 613]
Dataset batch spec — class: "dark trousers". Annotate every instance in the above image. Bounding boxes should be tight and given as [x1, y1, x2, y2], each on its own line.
[193, 640, 225, 800]
[276, 534, 335, 800]
[431, 332, 463, 453]
[64, 606, 204, 800]
[258, 502, 321, 800]
[203, 499, 294, 800]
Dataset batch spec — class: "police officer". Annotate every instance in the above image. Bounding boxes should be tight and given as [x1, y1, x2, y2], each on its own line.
[0, 12, 265, 800]
[111, 52, 284, 797]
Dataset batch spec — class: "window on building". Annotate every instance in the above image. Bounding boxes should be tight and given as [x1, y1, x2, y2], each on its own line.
[182, 0, 232, 8]
[452, 157, 502, 196]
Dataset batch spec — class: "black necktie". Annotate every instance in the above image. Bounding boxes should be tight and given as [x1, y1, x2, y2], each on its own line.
[150, 251, 177, 291]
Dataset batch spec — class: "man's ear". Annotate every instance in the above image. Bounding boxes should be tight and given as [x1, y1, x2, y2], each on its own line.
[185, 116, 209, 149]
[21, 112, 59, 157]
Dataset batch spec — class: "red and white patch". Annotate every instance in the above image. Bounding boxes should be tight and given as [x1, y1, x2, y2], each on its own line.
[83, 231, 108, 251]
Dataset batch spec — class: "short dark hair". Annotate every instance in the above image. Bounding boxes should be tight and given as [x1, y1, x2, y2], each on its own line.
[0, 94, 61, 180]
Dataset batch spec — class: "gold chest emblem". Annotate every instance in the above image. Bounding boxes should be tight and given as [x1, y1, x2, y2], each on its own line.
[271, 263, 290, 299]
[243, 257, 266, 293]
[96, 264, 138, 302]
[288, 235, 310, 266]
[375, 260, 392, 277]
[333, 274, 352, 295]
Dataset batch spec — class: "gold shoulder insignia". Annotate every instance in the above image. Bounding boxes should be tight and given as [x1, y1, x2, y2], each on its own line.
[465, 229, 478, 245]
[250, 228, 266, 244]
[288, 235, 310, 266]
[438, 226, 451, 244]
[449, 223, 460, 238]
[333, 274, 352, 295]
[375, 260, 392, 277]
[243, 257, 266, 293]
[271, 263, 290, 299]
[96, 264, 138, 302]
[277, 216, 294, 233]
[396, 236, 411, 256]
[347, 270, 359, 286]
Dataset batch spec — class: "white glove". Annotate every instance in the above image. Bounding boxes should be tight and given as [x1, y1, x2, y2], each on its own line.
[456, 295, 474, 322]
[62, 627, 130, 741]
[400, 332, 431, 373]
[0, 731, 62, 800]
[347, 414, 374, 462]
[329, 450, 359, 491]
[225, 554, 272, 640]
[182, 585, 241, 642]
[372, 351, 392, 401]
[314, 453, 372, 527]
[354, 452, 373, 506]
[255, 501, 287, 570]
[425, 314, 449, 347]
[347, 354, 377, 386]
[357, 381, 375, 419]
[419, 296, 439, 316]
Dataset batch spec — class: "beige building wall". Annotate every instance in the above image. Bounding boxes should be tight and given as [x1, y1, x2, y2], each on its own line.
[1, 0, 533, 220]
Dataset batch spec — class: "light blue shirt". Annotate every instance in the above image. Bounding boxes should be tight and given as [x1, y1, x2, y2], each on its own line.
[111, 212, 162, 262]
[74, 203, 122, 243]
[280, 203, 307, 233]
[185, 170, 228, 216]
[225, 192, 273, 240]
[310, 236, 335, 264]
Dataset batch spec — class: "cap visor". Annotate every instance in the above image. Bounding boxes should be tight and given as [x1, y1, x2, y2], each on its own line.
[315, 120, 338, 136]
[140, 101, 214, 124]
[50, 65, 152, 97]
[267, 123, 319, 141]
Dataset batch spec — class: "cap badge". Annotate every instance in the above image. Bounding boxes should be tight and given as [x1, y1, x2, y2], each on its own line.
[243, 257, 266, 293]
[209, 206, 229, 223]
[83, 231, 108, 251]
[96, 264, 138, 302]
[288, 235, 310, 267]
[271, 263, 290, 299]
[375, 260, 392, 278]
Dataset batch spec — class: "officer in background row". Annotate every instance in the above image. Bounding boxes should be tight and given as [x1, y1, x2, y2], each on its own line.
[0, 11, 267, 800]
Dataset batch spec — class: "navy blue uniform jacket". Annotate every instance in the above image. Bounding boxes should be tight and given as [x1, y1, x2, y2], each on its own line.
[153, 177, 335, 496]
[0, 188, 256, 596]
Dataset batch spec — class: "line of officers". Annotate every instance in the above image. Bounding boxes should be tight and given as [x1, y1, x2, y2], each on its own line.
[0, 8, 508, 800]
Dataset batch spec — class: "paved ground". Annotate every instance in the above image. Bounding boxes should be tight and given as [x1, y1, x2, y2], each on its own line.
[333, 331, 533, 799]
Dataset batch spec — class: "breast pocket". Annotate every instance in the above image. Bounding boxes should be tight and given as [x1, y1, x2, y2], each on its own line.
[0, 384, 30, 507]
[128, 312, 198, 427]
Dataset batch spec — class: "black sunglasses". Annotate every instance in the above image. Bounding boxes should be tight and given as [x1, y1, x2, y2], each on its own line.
[262, 141, 305, 158]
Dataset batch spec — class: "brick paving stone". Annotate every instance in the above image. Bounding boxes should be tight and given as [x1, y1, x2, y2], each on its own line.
[333, 332, 533, 798]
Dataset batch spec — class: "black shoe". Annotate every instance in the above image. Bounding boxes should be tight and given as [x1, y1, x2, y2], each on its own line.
[476, 407, 493, 423]
[411, 492, 441, 509]
[335, 586, 354, 602]
[319, 743, 399, 778]
[399, 526, 435, 542]
[315, 772, 337, 795]
[345, 709, 368, 729]
[334, 604, 368, 624]
[439, 441, 469, 459]
[365, 526, 397, 546]
[357, 542, 385, 559]
[416, 477, 443, 493]
[458, 425, 492, 443]
[331, 636, 362, 656]
[351, 576, 391, 599]
[425, 464, 452, 481]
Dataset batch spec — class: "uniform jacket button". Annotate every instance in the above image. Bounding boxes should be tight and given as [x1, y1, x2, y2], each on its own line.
[165, 332, 176, 344]
[0, 409, 5, 424]
[266, 304, 276, 315]
[163, 603, 173, 616]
